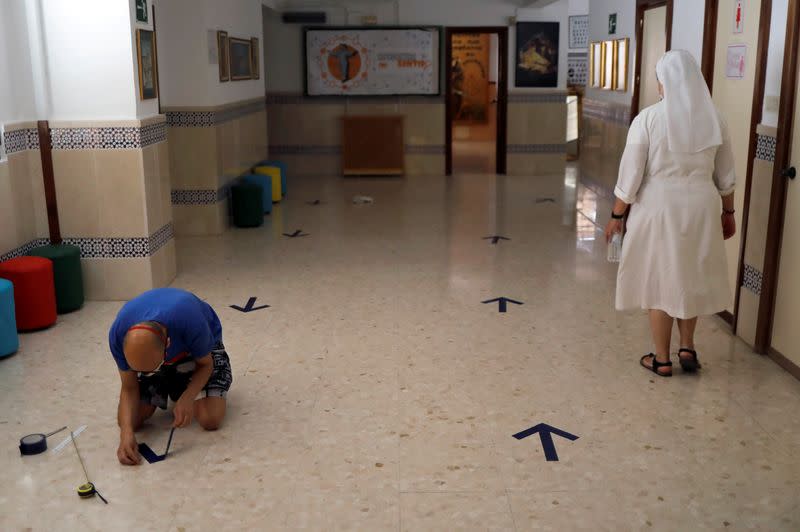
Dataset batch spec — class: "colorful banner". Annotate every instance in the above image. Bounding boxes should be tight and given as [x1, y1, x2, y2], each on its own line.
[306, 28, 440, 96]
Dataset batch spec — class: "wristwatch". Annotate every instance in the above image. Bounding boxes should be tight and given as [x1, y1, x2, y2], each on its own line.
[611, 211, 625, 220]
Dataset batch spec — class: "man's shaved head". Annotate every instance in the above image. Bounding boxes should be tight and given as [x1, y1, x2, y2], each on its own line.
[123, 321, 166, 372]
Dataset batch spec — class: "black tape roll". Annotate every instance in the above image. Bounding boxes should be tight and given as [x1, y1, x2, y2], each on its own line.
[19, 433, 48, 455]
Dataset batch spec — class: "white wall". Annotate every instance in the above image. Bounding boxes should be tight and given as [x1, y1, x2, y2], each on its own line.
[0, 0, 39, 123]
[264, 0, 585, 93]
[40, 0, 139, 120]
[671, 0, 705, 64]
[585, 0, 636, 105]
[158, 0, 265, 107]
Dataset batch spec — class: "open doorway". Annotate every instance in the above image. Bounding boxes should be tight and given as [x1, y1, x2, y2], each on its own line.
[445, 27, 508, 175]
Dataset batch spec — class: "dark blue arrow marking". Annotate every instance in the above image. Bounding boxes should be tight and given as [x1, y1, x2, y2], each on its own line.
[483, 236, 510, 245]
[482, 297, 524, 313]
[536, 197, 556, 204]
[283, 230, 309, 238]
[230, 297, 270, 313]
[513, 423, 579, 461]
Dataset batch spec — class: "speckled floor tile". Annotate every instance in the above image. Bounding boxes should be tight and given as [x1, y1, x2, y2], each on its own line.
[2, 170, 799, 531]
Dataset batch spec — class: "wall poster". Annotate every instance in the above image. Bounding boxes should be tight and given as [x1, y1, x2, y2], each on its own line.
[305, 27, 441, 96]
[515, 22, 560, 88]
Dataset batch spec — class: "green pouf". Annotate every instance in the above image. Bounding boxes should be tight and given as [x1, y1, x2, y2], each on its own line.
[28, 244, 84, 313]
[231, 182, 264, 228]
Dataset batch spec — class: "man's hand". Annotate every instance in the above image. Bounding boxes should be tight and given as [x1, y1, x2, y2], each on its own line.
[173, 395, 194, 428]
[118, 430, 141, 465]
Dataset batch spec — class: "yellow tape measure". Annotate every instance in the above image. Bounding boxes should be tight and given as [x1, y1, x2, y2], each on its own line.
[77, 482, 107, 504]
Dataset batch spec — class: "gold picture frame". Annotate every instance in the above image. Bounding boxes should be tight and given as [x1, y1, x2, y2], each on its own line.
[250, 37, 260, 80]
[602, 40, 617, 90]
[229, 37, 253, 81]
[590, 41, 602, 88]
[136, 29, 158, 100]
[218, 30, 229, 82]
[615, 38, 629, 92]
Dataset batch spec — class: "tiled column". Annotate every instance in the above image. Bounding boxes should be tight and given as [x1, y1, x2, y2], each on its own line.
[507, 92, 568, 176]
[167, 98, 268, 236]
[47, 117, 176, 300]
[735, 125, 777, 346]
[0, 123, 47, 261]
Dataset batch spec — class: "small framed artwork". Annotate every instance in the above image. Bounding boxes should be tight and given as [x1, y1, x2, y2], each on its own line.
[136, 29, 158, 100]
[615, 38, 629, 91]
[229, 37, 253, 81]
[250, 37, 260, 80]
[602, 40, 616, 90]
[589, 42, 602, 87]
[568, 15, 588, 49]
[218, 31, 229, 82]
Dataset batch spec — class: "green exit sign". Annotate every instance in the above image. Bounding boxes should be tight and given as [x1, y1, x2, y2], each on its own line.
[609, 13, 617, 35]
[136, 0, 148, 23]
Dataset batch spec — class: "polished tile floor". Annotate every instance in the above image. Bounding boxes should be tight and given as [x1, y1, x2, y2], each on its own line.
[3, 167, 800, 531]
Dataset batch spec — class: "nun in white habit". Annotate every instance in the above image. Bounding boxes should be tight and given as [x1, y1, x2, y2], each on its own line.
[605, 50, 737, 377]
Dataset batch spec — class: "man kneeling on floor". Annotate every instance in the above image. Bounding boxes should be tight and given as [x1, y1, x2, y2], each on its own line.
[109, 287, 233, 465]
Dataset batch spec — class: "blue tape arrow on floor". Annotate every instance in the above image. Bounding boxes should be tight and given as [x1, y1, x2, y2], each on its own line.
[513, 423, 579, 461]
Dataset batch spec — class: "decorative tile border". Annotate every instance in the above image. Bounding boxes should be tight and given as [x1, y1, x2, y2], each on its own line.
[583, 98, 631, 126]
[265, 92, 445, 105]
[171, 185, 232, 205]
[0, 223, 174, 262]
[2, 128, 39, 154]
[405, 144, 446, 155]
[268, 145, 343, 156]
[508, 144, 567, 154]
[742, 263, 763, 295]
[508, 92, 567, 104]
[166, 100, 265, 128]
[755, 134, 776, 162]
[50, 123, 166, 150]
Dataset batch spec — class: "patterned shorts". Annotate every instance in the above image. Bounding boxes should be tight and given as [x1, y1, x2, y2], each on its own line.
[138, 342, 233, 410]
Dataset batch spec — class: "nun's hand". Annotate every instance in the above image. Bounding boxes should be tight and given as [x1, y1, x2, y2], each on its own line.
[605, 219, 623, 243]
[722, 212, 736, 240]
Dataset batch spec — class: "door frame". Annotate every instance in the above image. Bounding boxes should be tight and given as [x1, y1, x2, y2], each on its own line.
[445, 27, 509, 176]
[701, 0, 719, 92]
[756, 0, 800, 353]
[630, 0, 674, 122]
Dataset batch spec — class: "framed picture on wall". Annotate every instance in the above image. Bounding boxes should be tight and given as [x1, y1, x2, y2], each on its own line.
[589, 42, 602, 87]
[515, 22, 560, 88]
[229, 37, 253, 80]
[218, 31, 230, 82]
[136, 29, 158, 100]
[250, 37, 260, 80]
[568, 15, 588, 49]
[602, 40, 616, 90]
[615, 38, 629, 92]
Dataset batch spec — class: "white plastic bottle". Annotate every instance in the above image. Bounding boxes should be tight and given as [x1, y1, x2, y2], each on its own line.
[607, 232, 622, 263]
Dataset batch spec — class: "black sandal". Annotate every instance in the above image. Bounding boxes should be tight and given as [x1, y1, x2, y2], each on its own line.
[640, 353, 672, 377]
[678, 348, 701, 372]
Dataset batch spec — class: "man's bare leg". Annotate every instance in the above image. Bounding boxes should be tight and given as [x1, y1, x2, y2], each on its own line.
[194, 397, 226, 431]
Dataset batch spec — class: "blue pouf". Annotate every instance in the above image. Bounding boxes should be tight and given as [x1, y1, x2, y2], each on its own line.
[0, 278, 19, 357]
[256, 160, 287, 197]
[240, 174, 273, 214]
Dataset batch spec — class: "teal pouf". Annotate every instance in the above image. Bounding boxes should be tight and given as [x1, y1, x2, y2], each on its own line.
[231, 182, 264, 228]
[0, 278, 19, 357]
[257, 160, 287, 197]
[240, 174, 273, 214]
[28, 244, 84, 313]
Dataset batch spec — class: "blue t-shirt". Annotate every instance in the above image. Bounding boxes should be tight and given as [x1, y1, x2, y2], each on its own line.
[109, 288, 223, 371]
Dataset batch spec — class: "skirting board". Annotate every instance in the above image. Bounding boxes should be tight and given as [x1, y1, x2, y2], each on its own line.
[768, 348, 800, 382]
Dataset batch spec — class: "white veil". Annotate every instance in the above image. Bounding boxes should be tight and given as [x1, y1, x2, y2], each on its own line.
[655, 50, 722, 153]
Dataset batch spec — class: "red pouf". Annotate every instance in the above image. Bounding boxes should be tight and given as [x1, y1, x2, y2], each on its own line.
[0, 256, 57, 331]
